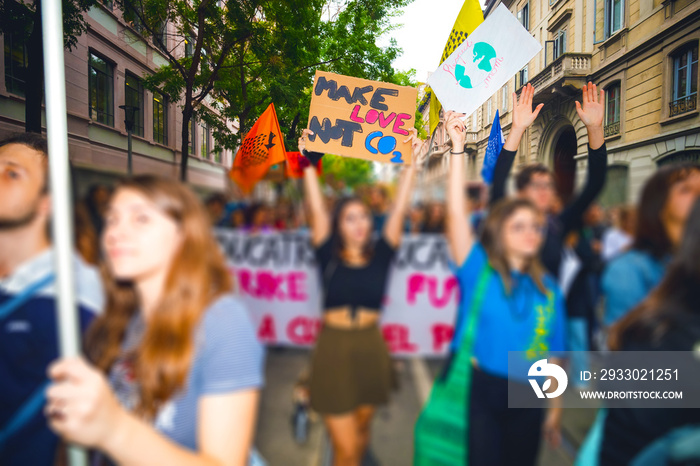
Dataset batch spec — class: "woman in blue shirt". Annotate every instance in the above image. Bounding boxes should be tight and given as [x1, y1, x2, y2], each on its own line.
[602, 163, 700, 327]
[441, 102, 569, 466]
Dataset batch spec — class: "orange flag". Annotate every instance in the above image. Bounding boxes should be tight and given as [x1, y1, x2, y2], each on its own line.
[229, 103, 287, 194]
[285, 151, 322, 179]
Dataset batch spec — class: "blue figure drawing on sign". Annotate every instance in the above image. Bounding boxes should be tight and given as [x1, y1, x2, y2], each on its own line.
[365, 131, 404, 164]
[455, 42, 498, 89]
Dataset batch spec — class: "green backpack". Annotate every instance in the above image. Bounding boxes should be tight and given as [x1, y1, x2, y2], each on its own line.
[414, 265, 491, 466]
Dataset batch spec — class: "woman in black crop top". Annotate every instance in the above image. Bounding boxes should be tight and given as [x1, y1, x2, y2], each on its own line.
[298, 127, 426, 466]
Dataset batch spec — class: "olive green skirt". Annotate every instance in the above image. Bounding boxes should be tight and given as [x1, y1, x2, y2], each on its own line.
[309, 324, 393, 415]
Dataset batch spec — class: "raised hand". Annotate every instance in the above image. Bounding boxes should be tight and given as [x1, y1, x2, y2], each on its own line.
[46, 357, 127, 449]
[575, 82, 605, 128]
[403, 128, 429, 168]
[444, 111, 467, 152]
[512, 83, 544, 131]
[298, 128, 314, 153]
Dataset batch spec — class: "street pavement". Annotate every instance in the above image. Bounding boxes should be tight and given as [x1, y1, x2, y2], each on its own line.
[256, 349, 597, 466]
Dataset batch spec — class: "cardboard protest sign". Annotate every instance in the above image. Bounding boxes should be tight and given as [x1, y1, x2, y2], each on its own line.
[427, 4, 542, 116]
[306, 70, 418, 165]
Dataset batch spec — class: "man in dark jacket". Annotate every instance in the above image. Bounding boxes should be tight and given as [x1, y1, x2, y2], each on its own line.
[489, 82, 608, 280]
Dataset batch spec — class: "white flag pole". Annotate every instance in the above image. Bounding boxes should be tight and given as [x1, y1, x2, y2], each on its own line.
[40, 1, 87, 465]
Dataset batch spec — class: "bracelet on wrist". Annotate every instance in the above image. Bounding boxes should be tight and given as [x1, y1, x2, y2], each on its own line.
[450, 150, 466, 155]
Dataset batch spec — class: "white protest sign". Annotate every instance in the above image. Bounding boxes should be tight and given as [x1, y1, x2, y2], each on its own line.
[214, 229, 459, 357]
[427, 4, 542, 115]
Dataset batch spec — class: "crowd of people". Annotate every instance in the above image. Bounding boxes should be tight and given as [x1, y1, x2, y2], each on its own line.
[1, 80, 699, 466]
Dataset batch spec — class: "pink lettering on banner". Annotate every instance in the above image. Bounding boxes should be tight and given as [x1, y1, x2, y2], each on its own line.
[483, 56, 505, 89]
[258, 314, 277, 343]
[235, 269, 308, 302]
[382, 324, 417, 353]
[287, 316, 322, 345]
[406, 274, 459, 308]
[431, 324, 454, 352]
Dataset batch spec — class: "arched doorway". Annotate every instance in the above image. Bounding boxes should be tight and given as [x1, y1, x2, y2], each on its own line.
[553, 126, 577, 203]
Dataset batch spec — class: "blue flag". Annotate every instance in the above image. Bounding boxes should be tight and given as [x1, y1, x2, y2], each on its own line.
[481, 110, 505, 184]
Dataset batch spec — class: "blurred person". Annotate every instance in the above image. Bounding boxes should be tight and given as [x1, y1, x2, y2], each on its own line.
[490, 83, 608, 280]
[595, 198, 700, 465]
[422, 201, 446, 234]
[244, 203, 273, 234]
[274, 201, 295, 230]
[75, 201, 100, 265]
[368, 185, 389, 233]
[85, 184, 112, 239]
[602, 205, 635, 261]
[298, 127, 425, 466]
[204, 192, 227, 227]
[466, 184, 485, 232]
[405, 203, 426, 233]
[0, 133, 103, 465]
[46, 175, 264, 465]
[425, 112, 566, 466]
[228, 205, 246, 229]
[601, 163, 700, 327]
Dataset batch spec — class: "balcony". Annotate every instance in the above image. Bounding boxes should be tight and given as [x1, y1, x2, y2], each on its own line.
[519, 53, 592, 104]
[604, 121, 620, 138]
[669, 95, 697, 118]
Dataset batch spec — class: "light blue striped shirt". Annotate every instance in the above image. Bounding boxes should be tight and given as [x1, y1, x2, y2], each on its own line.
[109, 294, 265, 451]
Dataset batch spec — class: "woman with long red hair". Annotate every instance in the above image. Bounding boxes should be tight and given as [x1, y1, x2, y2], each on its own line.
[45, 176, 264, 465]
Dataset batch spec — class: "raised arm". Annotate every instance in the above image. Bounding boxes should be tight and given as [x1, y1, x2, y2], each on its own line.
[383, 129, 426, 248]
[490, 83, 543, 206]
[560, 82, 607, 233]
[445, 111, 475, 268]
[298, 129, 330, 246]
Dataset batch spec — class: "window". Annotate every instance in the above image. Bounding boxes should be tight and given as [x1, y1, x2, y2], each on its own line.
[4, 30, 28, 96]
[670, 44, 698, 117]
[88, 53, 114, 126]
[213, 147, 222, 164]
[154, 21, 168, 52]
[184, 35, 194, 58]
[153, 92, 167, 145]
[517, 66, 529, 88]
[605, 83, 621, 137]
[599, 165, 628, 207]
[486, 99, 492, 124]
[200, 122, 209, 158]
[472, 111, 478, 132]
[501, 84, 509, 113]
[553, 29, 567, 61]
[123, 1, 145, 33]
[188, 119, 196, 155]
[517, 2, 530, 31]
[124, 73, 144, 137]
[606, 0, 624, 38]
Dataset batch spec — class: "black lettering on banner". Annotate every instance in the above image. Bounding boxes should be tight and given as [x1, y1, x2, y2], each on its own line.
[370, 88, 399, 111]
[394, 237, 450, 270]
[351, 85, 374, 105]
[308, 116, 362, 147]
[314, 76, 337, 97]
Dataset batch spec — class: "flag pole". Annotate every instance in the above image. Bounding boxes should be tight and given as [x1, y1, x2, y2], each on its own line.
[41, 1, 87, 465]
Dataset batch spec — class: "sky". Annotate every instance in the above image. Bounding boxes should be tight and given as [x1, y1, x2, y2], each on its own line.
[384, 0, 488, 82]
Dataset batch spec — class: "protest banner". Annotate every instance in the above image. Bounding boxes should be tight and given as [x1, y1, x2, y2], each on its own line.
[214, 229, 458, 357]
[305, 70, 418, 165]
[427, 4, 541, 116]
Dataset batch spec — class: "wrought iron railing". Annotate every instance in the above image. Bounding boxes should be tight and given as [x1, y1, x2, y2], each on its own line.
[669, 95, 697, 117]
[604, 121, 620, 138]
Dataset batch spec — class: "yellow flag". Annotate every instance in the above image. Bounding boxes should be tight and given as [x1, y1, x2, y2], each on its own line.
[429, 0, 484, 134]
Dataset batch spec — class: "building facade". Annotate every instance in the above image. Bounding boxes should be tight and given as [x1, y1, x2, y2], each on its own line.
[418, 0, 699, 206]
[1, 2, 236, 197]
